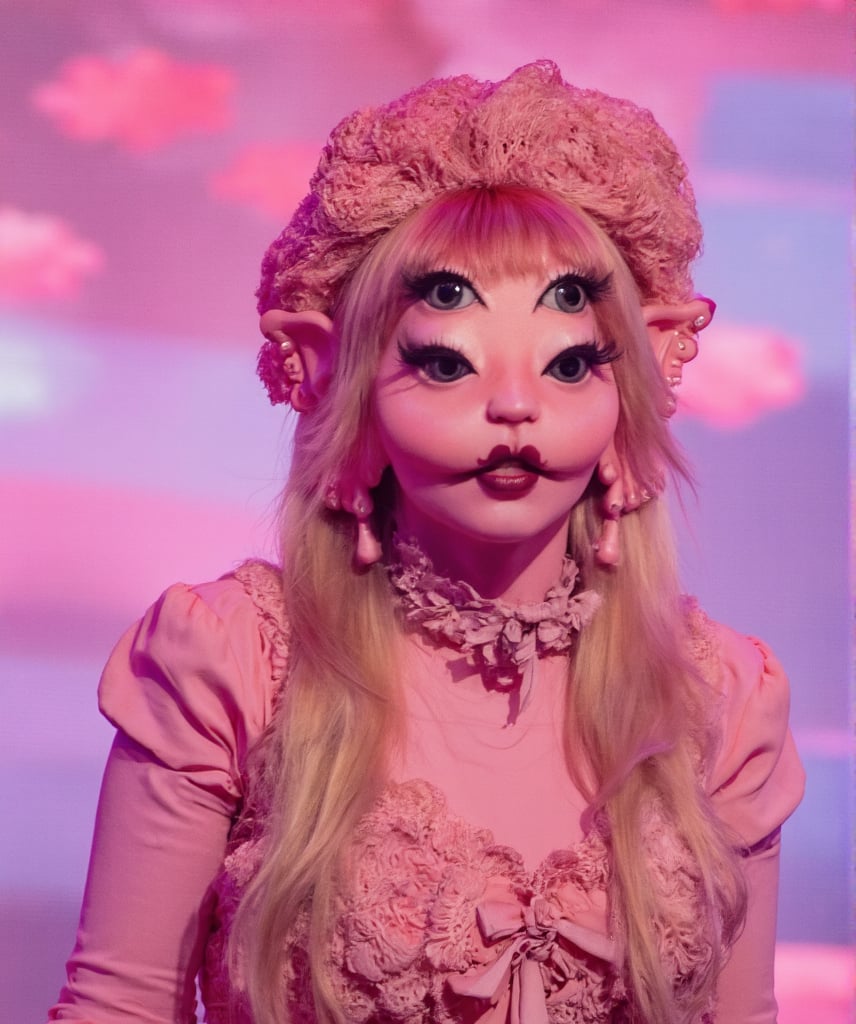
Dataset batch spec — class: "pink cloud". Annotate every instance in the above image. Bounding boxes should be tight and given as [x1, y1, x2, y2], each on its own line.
[32, 47, 234, 152]
[677, 323, 806, 429]
[0, 207, 103, 301]
[210, 141, 320, 219]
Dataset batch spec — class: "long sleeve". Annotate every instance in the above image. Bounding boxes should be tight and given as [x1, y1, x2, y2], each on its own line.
[48, 576, 281, 1023]
[706, 625, 805, 1024]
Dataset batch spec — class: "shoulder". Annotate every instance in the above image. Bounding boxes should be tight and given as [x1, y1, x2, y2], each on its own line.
[684, 600, 805, 848]
[98, 560, 288, 781]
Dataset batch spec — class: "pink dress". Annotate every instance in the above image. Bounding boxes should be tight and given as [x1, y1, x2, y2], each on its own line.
[48, 561, 804, 1024]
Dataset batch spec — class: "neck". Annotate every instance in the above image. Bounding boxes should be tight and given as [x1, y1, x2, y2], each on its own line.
[392, 517, 572, 602]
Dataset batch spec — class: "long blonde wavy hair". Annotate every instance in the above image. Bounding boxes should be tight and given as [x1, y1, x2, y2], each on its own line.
[231, 187, 747, 1024]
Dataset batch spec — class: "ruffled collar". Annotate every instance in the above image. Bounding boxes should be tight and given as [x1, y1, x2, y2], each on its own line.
[388, 538, 600, 723]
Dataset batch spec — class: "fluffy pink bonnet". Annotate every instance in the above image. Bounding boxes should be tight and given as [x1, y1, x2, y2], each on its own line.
[257, 59, 701, 328]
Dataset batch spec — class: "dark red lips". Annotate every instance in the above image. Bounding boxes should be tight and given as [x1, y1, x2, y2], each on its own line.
[475, 445, 545, 498]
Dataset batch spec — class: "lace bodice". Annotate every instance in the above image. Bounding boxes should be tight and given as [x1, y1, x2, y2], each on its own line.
[203, 775, 727, 1023]
[199, 563, 725, 1023]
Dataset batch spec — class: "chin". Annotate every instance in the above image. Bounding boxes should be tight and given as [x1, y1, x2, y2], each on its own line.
[416, 509, 576, 551]
[394, 479, 590, 551]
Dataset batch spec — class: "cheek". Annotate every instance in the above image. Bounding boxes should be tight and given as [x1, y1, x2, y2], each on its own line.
[374, 400, 419, 462]
[549, 385, 620, 469]
[377, 417, 456, 480]
[373, 384, 469, 473]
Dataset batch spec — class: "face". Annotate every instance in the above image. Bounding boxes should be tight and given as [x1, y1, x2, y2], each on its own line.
[372, 265, 621, 558]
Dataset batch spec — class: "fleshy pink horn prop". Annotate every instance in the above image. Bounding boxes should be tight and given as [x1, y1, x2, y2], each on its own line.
[593, 296, 715, 567]
[644, 296, 716, 418]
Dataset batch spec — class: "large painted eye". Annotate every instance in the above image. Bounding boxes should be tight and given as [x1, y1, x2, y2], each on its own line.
[544, 348, 590, 383]
[409, 271, 479, 311]
[422, 351, 471, 381]
[544, 341, 619, 383]
[541, 275, 588, 314]
[398, 342, 474, 383]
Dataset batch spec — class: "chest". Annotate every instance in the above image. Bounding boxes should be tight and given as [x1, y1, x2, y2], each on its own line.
[390, 641, 588, 868]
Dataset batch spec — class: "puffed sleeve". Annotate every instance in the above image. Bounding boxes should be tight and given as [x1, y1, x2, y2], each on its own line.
[705, 623, 805, 1024]
[48, 576, 281, 1024]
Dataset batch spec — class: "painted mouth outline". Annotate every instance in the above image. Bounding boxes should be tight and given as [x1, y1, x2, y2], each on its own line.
[474, 444, 547, 477]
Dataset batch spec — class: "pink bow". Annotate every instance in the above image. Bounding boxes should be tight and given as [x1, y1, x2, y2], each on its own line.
[447, 896, 618, 1024]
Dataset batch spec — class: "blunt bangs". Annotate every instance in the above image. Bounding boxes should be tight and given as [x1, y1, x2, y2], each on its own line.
[394, 187, 616, 287]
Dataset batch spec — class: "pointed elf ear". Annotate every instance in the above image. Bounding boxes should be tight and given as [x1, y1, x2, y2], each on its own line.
[591, 297, 716, 565]
[641, 296, 715, 417]
[258, 309, 336, 411]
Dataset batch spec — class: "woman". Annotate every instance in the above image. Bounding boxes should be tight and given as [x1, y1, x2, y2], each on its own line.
[50, 61, 803, 1024]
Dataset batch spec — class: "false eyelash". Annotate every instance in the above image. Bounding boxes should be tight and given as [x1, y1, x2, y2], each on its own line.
[580, 338, 621, 365]
[396, 338, 471, 368]
[401, 268, 481, 302]
[550, 270, 613, 303]
[544, 340, 621, 384]
[547, 340, 621, 374]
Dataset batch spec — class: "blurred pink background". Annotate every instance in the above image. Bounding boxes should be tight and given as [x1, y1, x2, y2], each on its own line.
[0, 1, 851, 1021]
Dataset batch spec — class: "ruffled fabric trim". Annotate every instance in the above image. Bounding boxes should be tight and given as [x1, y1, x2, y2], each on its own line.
[388, 538, 600, 720]
[203, 778, 723, 1024]
[231, 559, 291, 699]
[220, 560, 291, 853]
[333, 781, 623, 1024]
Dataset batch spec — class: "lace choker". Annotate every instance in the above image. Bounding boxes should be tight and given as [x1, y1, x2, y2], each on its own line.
[388, 538, 600, 722]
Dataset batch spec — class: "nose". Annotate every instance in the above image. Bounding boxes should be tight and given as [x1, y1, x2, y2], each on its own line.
[485, 372, 540, 424]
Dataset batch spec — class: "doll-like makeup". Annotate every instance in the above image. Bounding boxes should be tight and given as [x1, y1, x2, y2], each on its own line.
[401, 268, 483, 311]
[373, 269, 620, 566]
[397, 269, 617, 384]
[396, 335, 618, 387]
[401, 267, 612, 313]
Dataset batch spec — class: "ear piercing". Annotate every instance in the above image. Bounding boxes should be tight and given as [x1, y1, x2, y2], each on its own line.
[322, 483, 368, 517]
[324, 483, 341, 510]
[350, 488, 382, 566]
[269, 334, 306, 407]
[692, 314, 706, 328]
[322, 480, 383, 565]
